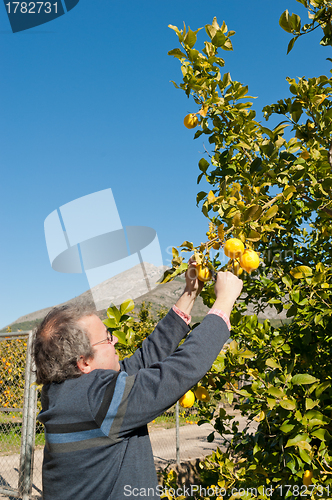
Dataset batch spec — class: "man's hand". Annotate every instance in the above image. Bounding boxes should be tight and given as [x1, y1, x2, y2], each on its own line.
[173, 257, 205, 317]
[213, 271, 243, 317]
[184, 257, 205, 296]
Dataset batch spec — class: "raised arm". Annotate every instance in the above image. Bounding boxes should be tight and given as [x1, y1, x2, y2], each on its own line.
[120, 259, 204, 375]
[90, 271, 243, 436]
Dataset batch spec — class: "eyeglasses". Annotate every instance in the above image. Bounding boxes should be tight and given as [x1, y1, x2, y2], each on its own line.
[91, 330, 114, 347]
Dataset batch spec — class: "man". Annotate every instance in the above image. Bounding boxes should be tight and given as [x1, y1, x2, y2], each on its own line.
[33, 262, 243, 499]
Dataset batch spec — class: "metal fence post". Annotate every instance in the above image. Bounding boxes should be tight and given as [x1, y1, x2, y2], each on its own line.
[18, 330, 37, 500]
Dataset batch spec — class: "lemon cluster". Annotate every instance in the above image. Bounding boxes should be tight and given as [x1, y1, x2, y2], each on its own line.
[224, 238, 260, 274]
[179, 387, 211, 408]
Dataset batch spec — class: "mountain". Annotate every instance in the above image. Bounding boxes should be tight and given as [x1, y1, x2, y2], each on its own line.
[2, 263, 288, 332]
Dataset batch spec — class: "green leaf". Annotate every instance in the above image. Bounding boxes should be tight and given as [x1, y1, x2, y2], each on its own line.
[285, 434, 309, 447]
[207, 431, 215, 442]
[243, 204, 262, 222]
[158, 262, 188, 284]
[213, 352, 225, 372]
[170, 80, 180, 89]
[266, 358, 282, 370]
[280, 423, 295, 433]
[196, 191, 207, 205]
[305, 410, 330, 426]
[168, 48, 187, 59]
[207, 190, 216, 204]
[157, 268, 175, 284]
[184, 28, 197, 48]
[120, 299, 134, 316]
[233, 388, 252, 397]
[211, 31, 226, 47]
[311, 429, 331, 441]
[291, 374, 319, 385]
[222, 72, 231, 87]
[289, 13, 301, 32]
[229, 339, 238, 353]
[299, 447, 311, 464]
[238, 349, 255, 359]
[282, 275, 293, 288]
[283, 186, 296, 200]
[249, 157, 263, 174]
[223, 38, 233, 51]
[315, 381, 331, 398]
[168, 24, 181, 36]
[290, 101, 303, 122]
[103, 318, 118, 329]
[112, 329, 128, 345]
[282, 344, 291, 354]
[179, 241, 194, 250]
[305, 398, 319, 410]
[279, 10, 292, 33]
[253, 443, 260, 455]
[172, 247, 179, 259]
[267, 398, 276, 410]
[296, 440, 312, 451]
[280, 399, 296, 410]
[247, 230, 261, 242]
[287, 36, 298, 54]
[267, 387, 284, 398]
[268, 298, 282, 305]
[290, 266, 313, 279]
[285, 455, 297, 473]
[226, 392, 234, 405]
[205, 22, 217, 40]
[106, 305, 121, 324]
[296, 0, 308, 7]
[263, 205, 278, 221]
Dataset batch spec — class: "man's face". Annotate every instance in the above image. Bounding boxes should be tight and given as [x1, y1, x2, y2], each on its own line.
[77, 314, 120, 373]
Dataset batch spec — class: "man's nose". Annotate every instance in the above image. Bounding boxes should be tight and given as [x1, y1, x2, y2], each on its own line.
[112, 336, 118, 346]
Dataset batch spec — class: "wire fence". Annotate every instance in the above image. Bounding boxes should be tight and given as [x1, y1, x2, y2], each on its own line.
[0, 331, 40, 500]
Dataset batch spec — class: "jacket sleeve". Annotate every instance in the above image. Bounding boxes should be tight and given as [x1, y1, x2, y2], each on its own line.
[119, 308, 190, 375]
[87, 313, 230, 441]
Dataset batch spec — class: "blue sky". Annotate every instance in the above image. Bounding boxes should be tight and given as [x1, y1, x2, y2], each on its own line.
[0, 0, 330, 328]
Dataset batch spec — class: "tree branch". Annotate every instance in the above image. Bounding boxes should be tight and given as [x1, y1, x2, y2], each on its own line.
[302, 194, 332, 218]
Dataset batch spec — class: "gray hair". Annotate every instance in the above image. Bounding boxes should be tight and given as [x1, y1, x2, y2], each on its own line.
[33, 303, 97, 385]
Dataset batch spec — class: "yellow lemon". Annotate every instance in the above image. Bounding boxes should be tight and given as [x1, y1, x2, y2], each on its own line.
[196, 264, 212, 282]
[303, 470, 313, 486]
[195, 386, 210, 402]
[239, 249, 260, 273]
[224, 238, 245, 259]
[179, 390, 195, 408]
[184, 113, 199, 129]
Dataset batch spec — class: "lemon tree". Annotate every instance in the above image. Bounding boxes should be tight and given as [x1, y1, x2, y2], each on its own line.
[163, 4, 332, 498]
[0, 335, 27, 410]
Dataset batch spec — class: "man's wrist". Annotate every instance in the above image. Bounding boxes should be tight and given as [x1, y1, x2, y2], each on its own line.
[212, 298, 235, 318]
[172, 305, 191, 325]
[174, 288, 197, 317]
[208, 309, 231, 331]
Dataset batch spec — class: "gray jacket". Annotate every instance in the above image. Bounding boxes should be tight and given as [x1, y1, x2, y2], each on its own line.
[38, 308, 229, 499]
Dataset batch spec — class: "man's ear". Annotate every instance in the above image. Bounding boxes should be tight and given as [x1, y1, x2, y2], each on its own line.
[77, 356, 92, 374]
